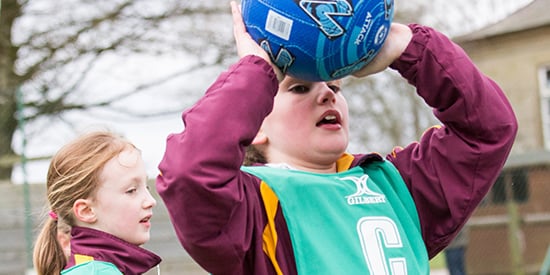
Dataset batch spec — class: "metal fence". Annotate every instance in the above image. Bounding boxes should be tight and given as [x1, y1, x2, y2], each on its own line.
[1, 163, 549, 275]
[0, 180, 207, 275]
[465, 164, 550, 275]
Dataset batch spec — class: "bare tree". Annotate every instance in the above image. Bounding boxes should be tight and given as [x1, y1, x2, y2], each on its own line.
[343, 1, 440, 155]
[1, 0, 523, 181]
[0, 0, 234, 180]
[343, 0, 532, 154]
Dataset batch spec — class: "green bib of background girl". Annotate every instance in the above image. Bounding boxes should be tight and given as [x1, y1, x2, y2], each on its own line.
[242, 160, 429, 274]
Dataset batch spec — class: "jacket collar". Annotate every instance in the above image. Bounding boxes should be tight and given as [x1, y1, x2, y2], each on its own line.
[343, 152, 384, 171]
[66, 226, 161, 275]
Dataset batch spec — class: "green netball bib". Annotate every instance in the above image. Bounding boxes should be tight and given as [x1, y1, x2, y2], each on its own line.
[242, 160, 429, 274]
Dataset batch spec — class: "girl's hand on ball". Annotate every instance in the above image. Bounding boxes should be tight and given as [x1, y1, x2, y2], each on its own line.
[352, 23, 413, 78]
[231, 1, 284, 81]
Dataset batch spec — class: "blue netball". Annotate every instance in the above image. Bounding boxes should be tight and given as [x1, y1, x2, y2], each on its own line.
[241, 0, 394, 81]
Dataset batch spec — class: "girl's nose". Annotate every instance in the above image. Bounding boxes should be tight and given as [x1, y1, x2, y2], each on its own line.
[318, 83, 336, 104]
[144, 189, 157, 208]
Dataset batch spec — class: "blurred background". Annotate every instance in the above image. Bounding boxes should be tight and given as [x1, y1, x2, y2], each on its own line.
[1, 0, 549, 274]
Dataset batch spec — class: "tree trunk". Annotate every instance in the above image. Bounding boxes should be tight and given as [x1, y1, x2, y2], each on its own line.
[0, 0, 22, 181]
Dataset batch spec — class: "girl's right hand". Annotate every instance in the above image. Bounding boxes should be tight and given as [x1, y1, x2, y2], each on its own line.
[231, 1, 284, 81]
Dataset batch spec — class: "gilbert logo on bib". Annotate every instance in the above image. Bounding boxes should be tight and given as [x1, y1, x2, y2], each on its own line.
[340, 175, 386, 205]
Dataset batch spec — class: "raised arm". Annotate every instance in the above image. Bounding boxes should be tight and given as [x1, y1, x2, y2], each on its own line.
[155, 3, 280, 272]
[387, 24, 518, 258]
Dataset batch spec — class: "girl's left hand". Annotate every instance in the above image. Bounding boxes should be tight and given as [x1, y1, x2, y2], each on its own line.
[352, 23, 413, 78]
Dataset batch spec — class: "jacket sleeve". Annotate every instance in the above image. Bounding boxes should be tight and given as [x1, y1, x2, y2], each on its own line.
[155, 56, 278, 273]
[387, 24, 518, 258]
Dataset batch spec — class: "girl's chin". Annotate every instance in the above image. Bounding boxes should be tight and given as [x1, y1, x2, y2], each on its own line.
[319, 145, 347, 155]
[133, 239, 149, 246]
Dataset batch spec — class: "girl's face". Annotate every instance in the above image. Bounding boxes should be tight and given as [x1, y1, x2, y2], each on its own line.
[259, 76, 350, 172]
[90, 147, 156, 245]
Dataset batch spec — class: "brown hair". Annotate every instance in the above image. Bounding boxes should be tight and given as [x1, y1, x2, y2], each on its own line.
[33, 131, 135, 275]
[243, 145, 267, 166]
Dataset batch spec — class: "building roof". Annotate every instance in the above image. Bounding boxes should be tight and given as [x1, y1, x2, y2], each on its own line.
[455, 0, 550, 42]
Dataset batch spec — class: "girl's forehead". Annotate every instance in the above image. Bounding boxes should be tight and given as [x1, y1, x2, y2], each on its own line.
[116, 147, 141, 168]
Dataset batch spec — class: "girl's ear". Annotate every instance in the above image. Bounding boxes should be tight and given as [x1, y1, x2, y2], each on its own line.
[252, 130, 268, 145]
[73, 199, 97, 224]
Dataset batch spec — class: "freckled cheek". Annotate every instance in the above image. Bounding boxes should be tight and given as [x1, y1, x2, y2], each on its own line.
[273, 102, 303, 121]
[287, 109, 310, 128]
[268, 99, 312, 132]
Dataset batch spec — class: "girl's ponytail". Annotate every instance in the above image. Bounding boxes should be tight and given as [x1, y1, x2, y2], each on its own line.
[33, 217, 67, 275]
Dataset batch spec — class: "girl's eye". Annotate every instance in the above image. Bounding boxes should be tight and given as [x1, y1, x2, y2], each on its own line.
[289, 85, 309, 94]
[328, 84, 341, 93]
[126, 188, 137, 194]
